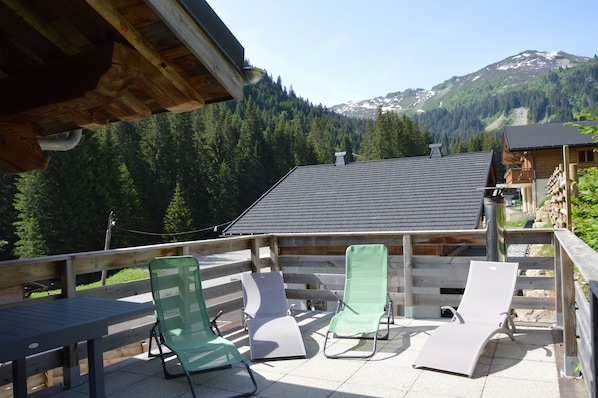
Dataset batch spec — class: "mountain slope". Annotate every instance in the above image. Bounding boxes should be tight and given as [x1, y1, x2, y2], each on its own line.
[332, 50, 590, 119]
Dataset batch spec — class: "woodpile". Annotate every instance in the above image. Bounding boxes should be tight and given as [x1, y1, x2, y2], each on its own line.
[545, 163, 578, 229]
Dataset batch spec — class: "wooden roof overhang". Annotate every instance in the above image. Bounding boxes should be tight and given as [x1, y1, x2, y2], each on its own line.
[0, 0, 252, 173]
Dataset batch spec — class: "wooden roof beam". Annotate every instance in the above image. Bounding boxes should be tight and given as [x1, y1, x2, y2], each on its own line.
[0, 42, 148, 129]
[1, 0, 79, 55]
[84, 0, 205, 108]
[0, 122, 49, 173]
[145, 0, 245, 101]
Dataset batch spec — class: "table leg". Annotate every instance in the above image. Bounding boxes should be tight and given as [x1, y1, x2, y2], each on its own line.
[87, 337, 105, 398]
[12, 358, 27, 398]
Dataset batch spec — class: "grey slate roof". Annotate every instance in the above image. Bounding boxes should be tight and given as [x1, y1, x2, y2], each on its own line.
[223, 151, 495, 234]
[503, 121, 598, 151]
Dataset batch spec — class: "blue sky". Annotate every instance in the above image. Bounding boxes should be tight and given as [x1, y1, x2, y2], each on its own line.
[209, 1, 598, 108]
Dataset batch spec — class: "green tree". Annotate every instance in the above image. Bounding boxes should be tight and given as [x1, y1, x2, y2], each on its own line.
[0, 172, 17, 259]
[13, 172, 48, 258]
[569, 113, 598, 249]
[163, 183, 193, 242]
[307, 117, 333, 163]
[572, 167, 598, 250]
[233, 97, 268, 210]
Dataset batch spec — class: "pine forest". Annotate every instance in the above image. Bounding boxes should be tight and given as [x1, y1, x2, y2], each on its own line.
[1, 57, 598, 260]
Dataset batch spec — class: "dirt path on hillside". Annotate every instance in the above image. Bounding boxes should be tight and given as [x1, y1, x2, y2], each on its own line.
[485, 107, 529, 130]
[510, 107, 528, 125]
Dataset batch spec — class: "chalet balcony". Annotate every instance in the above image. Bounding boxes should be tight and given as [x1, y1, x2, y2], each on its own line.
[0, 229, 593, 398]
[505, 168, 533, 184]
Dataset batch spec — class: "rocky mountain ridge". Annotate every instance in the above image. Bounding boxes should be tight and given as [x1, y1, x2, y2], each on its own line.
[331, 50, 591, 119]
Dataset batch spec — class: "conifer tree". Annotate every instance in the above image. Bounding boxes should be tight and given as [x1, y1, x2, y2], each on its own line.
[163, 182, 193, 242]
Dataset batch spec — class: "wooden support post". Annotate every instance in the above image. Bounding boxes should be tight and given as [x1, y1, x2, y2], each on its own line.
[250, 238, 260, 273]
[560, 247, 580, 377]
[554, 237, 563, 327]
[60, 257, 82, 388]
[403, 234, 414, 318]
[269, 236, 280, 272]
[591, 292, 598, 398]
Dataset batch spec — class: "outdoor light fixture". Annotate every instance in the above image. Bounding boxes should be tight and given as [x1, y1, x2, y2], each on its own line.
[243, 67, 265, 85]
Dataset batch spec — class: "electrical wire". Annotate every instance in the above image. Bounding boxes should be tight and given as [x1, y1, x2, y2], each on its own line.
[114, 220, 233, 237]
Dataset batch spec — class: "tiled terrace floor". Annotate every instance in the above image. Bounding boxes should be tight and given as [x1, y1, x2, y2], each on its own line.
[49, 312, 586, 398]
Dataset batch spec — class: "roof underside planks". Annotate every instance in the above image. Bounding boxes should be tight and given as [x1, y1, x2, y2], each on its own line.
[0, 0, 248, 173]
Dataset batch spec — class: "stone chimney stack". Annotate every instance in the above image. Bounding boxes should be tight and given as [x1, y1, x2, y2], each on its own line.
[335, 151, 347, 166]
[429, 143, 443, 159]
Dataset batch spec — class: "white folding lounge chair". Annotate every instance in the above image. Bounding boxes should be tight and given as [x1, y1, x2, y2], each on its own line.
[412, 260, 519, 377]
[241, 271, 306, 360]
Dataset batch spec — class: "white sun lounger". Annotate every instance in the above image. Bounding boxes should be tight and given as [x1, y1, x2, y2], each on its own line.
[241, 271, 306, 360]
[412, 260, 519, 377]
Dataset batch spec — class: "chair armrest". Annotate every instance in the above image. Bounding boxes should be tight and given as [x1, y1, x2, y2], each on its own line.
[288, 303, 296, 316]
[441, 306, 464, 323]
[211, 310, 224, 336]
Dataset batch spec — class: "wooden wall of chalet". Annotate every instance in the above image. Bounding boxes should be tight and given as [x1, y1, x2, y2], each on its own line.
[526, 146, 598, 180]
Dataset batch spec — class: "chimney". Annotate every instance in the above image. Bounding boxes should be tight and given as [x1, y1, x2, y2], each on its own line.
[335, 151, 347, 166]
[429, 143, 443, 159]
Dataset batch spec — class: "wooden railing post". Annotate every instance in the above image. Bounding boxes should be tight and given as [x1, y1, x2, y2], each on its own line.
[270, 236, 280, 272]
[60, 257, 81, 388]
[560, 243, 580, 377]
[250, 237, 260, 273]
[554, 236, 563, 327]
[591, 292, 598, 398]
[403, 234, 414, 318]
[60, 257, 76, 298]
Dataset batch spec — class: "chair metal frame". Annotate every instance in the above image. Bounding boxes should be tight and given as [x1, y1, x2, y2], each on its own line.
[323, 244, 394, 359]
[148, 255, 257, 398]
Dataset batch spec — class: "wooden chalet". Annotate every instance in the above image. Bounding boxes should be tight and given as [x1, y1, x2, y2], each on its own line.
[0, 0, 262, 173]
[502, 121, 598, 212]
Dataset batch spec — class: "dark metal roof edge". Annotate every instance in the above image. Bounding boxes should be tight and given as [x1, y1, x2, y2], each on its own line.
[177, 0, 245, 70]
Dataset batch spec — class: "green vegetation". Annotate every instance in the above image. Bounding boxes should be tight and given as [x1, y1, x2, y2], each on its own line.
[569, 113, 598, 251]
[0, 75, 433, 260]
[572, 167, 598, 251]
[506, 219, 528, 228]
[30, 267, 149, 298]
[3, 59, 598, 261]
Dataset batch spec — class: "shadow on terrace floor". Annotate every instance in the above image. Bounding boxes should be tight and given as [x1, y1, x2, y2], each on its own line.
[46, 311, 585, 398]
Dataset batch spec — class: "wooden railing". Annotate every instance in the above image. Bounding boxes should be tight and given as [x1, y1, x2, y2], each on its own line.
[0, 228, 592, 396]
[554, 228, 598, 397]
[505, 167, 533, 184]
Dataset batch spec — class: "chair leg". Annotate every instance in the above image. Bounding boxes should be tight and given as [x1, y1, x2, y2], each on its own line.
[179, 360, 257, 398]
[230, 360, 258, 398]
[150, 327, 186, 379]
[323, 330, 378, 359]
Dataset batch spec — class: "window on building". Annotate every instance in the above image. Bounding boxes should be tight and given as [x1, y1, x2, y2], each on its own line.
[579, 150, 595, 163]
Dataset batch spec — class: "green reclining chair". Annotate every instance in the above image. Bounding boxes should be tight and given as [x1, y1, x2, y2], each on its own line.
[323, 244, 393, 359]
[149, 256, 257, 398]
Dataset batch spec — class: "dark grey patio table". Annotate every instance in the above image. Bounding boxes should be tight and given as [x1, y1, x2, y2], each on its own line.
[0, 296, 155, 398]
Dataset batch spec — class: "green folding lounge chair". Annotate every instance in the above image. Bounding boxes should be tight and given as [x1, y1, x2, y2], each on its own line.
[149, 256, 257, 398]
[323, 244, 393, 359]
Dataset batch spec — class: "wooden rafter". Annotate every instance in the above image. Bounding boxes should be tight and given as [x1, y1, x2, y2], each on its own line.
[84, 0, 205, 108]
[145, 0, 245, 101]
[0, 122, 49, 173]
[1, 0, 79, 55]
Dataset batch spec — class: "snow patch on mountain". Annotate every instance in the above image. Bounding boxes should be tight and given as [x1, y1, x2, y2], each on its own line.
[331, 50, 590, 118]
